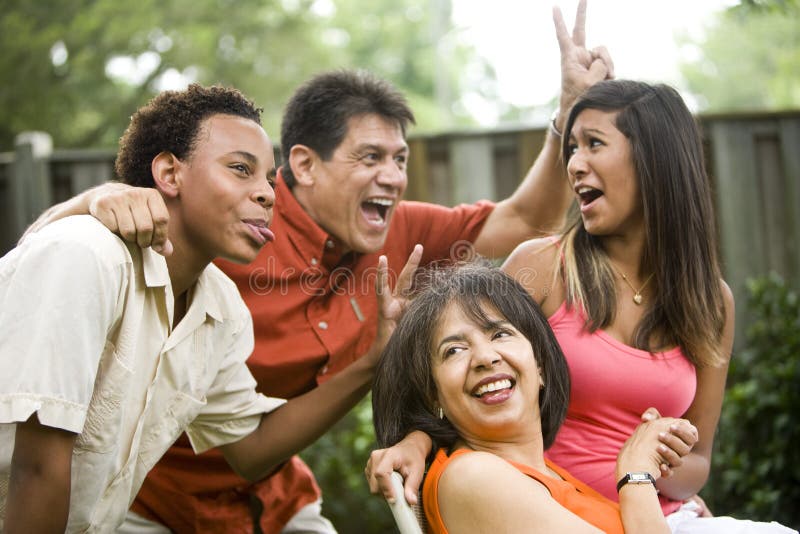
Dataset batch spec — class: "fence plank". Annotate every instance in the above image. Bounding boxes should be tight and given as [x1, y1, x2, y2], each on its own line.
[710, 120, 768, 347]
[779, 117, 800, 289]
[10, 133, 53, 243]
[447, 135, 494, 205]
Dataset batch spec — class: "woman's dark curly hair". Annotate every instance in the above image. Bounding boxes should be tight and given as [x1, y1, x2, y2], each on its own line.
[372, 261, 570, 453]
[115, 84, 262, 187]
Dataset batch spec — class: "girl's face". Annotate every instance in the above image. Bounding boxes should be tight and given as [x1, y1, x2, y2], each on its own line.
[566, 108, 643, 238]
[430, 301, 543, 444]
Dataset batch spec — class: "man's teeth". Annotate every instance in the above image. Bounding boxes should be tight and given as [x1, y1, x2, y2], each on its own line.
[366, 198, 393, 206]
[577, 186, 594, 194]
[475, 379, 512, 397]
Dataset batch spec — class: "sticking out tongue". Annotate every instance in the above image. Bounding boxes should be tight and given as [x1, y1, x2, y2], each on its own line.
[256, 227, 275, 243]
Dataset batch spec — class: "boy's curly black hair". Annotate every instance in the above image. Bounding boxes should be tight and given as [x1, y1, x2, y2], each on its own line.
[115, 84, 262, 187]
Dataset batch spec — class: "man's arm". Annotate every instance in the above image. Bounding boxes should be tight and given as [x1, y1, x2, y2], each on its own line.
[5, 414, 76, 533]
[220, 247, 421, 481]
[472, 0, 614, 258]
[20, 182, 172, 255]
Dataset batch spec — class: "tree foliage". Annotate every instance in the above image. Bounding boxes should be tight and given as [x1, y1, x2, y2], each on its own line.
[301, 395, 394, 532]
[735, 0, 799, 12]
[0, 0, 490, 150]
[702, 274, 800, 529]
[678, 2, 800, 111]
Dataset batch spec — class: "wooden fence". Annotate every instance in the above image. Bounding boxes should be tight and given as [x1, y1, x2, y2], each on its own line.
[2, 111, 798, 347]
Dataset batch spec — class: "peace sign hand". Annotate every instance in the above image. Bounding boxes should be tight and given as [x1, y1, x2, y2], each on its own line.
[552, 0, 615, 130]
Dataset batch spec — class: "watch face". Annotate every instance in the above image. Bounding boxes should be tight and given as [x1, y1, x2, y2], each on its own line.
[630, 473, 650, 483]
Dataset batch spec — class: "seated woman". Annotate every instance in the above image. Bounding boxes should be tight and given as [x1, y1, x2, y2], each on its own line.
[369, 80, 798, 533]
[372, 263, 697, 533]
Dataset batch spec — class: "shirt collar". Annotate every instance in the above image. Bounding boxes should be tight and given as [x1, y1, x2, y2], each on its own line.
[276, 168, 349, 270]
[141, 246, 170, 288]
[140, 246, 223, 323]
[189, 269, 224, 323]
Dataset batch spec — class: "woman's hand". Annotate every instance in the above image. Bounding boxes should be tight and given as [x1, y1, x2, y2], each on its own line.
[640, 407, 699, 478]
[552, 0, 615, 130]
[618, 411, 698, 482]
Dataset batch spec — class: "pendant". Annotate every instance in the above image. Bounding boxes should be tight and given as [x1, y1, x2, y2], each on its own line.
[633, 293, 643, 305]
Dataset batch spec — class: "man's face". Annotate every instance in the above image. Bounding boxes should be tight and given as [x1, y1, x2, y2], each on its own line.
[177, 113, 276, 265]
[302, 113, 408, 254]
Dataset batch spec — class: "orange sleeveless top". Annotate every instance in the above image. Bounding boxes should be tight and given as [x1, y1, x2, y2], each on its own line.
[423, 448, 623, 534]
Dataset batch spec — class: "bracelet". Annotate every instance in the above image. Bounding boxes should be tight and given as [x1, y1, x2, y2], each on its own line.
[616, 472, 656, 493]
[549, 108, 563, 138]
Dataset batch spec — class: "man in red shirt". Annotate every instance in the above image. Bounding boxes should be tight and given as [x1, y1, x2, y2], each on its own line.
[27, 3, 612, 531]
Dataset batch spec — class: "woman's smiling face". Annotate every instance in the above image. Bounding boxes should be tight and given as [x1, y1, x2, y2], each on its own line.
[431, 301, 544, 445]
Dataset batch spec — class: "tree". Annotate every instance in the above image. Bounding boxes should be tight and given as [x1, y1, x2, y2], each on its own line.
[735, 0, 799, 11]
[0, 0, 493, 150]
[677, 1, 800, 111]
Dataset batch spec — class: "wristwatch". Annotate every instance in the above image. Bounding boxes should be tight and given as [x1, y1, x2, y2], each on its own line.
[616, 472, 657, 492]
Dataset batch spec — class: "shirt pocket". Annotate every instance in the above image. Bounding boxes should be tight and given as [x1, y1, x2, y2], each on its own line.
[74, 352, 132, 453]
[137, 390, 206, 473]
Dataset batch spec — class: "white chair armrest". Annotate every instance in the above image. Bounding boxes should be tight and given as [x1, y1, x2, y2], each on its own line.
[386, 471, 424, 534]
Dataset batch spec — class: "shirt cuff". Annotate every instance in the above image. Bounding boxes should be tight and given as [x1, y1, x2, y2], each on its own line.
[186, 394, 287, 454]
[0, 393, 86, 433]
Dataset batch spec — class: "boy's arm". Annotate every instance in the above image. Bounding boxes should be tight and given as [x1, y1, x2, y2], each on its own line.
[220, 248, 421, 481]
[5, 414, 76, 533]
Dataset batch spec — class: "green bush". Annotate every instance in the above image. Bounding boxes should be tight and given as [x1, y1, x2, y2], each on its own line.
[301, 394, 396, 533]
[702, 273, 800, 529]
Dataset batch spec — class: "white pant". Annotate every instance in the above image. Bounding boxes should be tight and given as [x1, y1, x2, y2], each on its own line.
[667, 501, 798, 534]
[120, 498, 337, 534]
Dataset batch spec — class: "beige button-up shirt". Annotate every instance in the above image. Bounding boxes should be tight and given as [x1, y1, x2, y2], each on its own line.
[0, 216, 284, 532]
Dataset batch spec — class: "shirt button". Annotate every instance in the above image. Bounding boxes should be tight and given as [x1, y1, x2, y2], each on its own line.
[318, 321, 328, 330]
[325, 239, 335, 249]
[310, 258, 318, 266]
[320, 365, 329, 375]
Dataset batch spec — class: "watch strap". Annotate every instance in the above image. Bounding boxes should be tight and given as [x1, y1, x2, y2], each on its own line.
[616, 472, 656, 492]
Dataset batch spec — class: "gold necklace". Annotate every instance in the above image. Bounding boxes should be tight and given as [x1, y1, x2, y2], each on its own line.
[614, 267, 654, 305]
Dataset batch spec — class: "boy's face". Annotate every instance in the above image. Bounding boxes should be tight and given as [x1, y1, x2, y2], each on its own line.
[176, 113, 276, 265]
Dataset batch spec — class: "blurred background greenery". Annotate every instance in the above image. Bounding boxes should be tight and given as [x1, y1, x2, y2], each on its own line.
[1, 0, 799, 151]
[0, 0, 493, 150]
[703, 274, 800, 530]
[1, 0, 798, 531]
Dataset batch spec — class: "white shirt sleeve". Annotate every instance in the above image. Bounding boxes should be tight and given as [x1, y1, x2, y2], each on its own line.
[184, 309, 285, 454]
[0, 217, 129, 433]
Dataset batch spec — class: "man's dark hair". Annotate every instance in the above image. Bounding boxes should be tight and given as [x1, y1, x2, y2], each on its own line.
[280, 69, 415, 187]
[115, 84, 262, 187]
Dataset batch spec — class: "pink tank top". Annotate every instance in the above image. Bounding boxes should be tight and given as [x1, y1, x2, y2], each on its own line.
[545, 301, 696, 515]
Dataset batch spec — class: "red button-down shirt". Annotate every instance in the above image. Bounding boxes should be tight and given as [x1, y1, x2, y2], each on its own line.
[132, 174, 494, 532]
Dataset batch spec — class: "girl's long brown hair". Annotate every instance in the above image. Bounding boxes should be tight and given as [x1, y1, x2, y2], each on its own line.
[559, 80, 726, 368]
